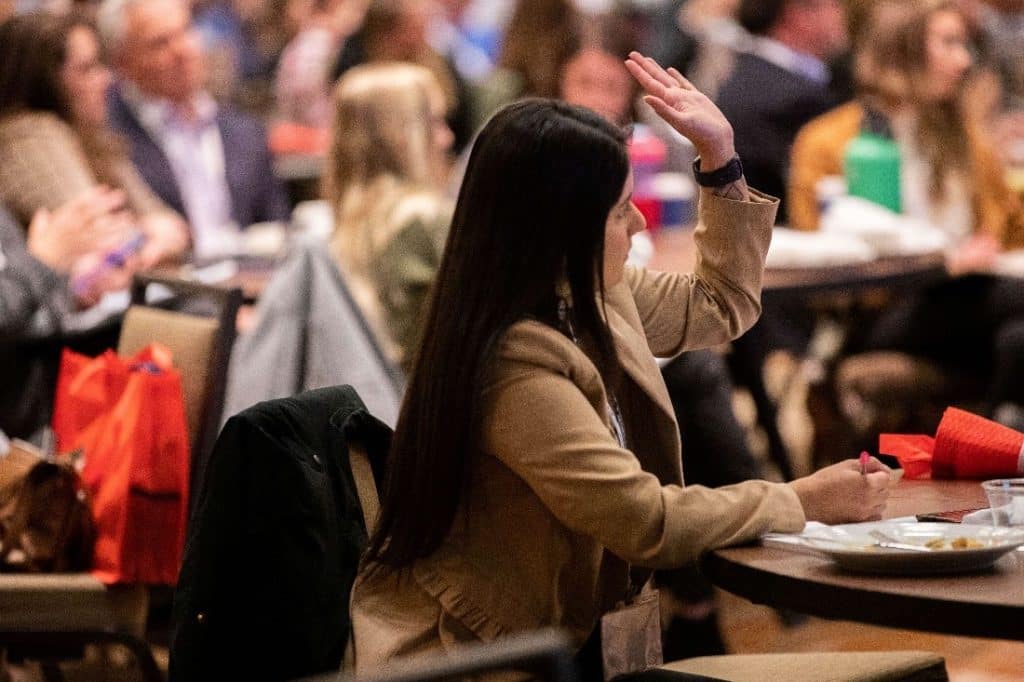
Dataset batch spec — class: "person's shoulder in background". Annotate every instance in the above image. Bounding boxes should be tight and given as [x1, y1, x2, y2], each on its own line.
[788, 101, 864, 231]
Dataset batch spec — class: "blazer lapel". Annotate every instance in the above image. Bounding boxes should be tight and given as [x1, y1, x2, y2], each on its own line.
[108, 88, 186, 214]
[216, 114, 245, 227]
[604, 296, 676, 425]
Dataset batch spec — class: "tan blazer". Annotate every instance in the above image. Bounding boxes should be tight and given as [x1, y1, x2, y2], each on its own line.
[788, 102, 1024, 249]
[0, 112, 171, 227]
[351, 189, 806, 671]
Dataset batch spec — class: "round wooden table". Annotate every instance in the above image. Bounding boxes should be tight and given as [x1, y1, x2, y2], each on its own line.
[647, 227, 947, 298]
[702, 479, 1024, 640]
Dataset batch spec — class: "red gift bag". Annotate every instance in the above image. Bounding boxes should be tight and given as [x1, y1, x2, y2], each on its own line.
[880, 407, 1024, 480]
[52, 343, 190, 585]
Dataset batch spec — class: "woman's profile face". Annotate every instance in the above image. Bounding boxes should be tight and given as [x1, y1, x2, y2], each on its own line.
[922, 9, 972, 102]
[62, 26, 111, 129]
[603, 170, 645, 287]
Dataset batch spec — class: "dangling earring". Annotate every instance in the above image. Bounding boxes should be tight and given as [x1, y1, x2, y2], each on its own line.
[555, 279, 578, 341]
[555, 278, 571, 301]
[555, 279, 570, 324]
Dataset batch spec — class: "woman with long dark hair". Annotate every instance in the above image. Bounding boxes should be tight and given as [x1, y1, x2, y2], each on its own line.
[352, 53, 891, 677]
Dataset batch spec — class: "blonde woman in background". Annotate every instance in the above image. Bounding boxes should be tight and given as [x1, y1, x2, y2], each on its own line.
[789, 0, 1023, 243]
[789, 0, 1024, 426]
[472, 0, 581, 130]
[325, 62, 453, 372]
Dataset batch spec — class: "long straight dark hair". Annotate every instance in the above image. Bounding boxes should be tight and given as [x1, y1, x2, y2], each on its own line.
[365, 99, 630, 569]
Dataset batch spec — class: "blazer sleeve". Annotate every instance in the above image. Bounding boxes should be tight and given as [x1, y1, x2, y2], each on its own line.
[787, 103, 861, 232]
[481, 357, 805, 569]
[624, 188, 777, 358]
[112, 157, 178, 219]
[969, 127, 1024, 250]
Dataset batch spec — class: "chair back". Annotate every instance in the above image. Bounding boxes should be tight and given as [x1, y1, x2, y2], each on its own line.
[118, 307, 217, 448]
[221, 238, 402, 427]
[169, 385, 391, 682]
[117, 274, 242, 519]
[318, 629, 578, 682]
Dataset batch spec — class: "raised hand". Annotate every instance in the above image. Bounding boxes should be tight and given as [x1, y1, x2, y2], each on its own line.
[624, 51, 736, 171]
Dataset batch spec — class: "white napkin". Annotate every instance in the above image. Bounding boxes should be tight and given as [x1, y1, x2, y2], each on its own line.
[992, 250, 1024, 279]
[761, 517, 919, 554]
[291, 199, 333, 242]
[820, 196, 950, 257]
[765, 226, 875, 268]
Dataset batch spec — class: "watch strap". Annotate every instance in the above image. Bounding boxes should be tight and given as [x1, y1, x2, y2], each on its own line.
[692, 155, 743, 187]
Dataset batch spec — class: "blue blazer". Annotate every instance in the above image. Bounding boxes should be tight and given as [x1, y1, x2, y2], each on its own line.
[715, 52, 842, 224]
[107, 86, 290, 229]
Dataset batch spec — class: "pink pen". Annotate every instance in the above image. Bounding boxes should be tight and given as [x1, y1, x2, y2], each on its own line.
[859, 450, 870, 476]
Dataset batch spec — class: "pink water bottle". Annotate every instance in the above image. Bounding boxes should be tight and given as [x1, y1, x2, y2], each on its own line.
[628, 125, 667, 231]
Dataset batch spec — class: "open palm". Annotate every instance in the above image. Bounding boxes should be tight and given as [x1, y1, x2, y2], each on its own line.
[624, 51, 736, 169]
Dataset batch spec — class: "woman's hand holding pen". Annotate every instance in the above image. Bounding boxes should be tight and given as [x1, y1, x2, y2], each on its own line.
[789, 456, 892, 524]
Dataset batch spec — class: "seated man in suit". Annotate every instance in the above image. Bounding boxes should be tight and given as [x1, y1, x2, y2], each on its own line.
[98, 0, 290, 260]
[715, 0, 848, 224]
[712, 0, 850, 481]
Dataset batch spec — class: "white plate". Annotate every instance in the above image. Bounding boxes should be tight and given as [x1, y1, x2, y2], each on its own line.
[786, 522, 1024, 575]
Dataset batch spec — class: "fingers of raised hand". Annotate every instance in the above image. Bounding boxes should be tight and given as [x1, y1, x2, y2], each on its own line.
[666, 66, 695, 91]
[626, 51, 689, 97]
[644, 91, 696, 120]
[643, 96, 677, 120]
[641, 55, 677, 88]
[625, 59, 668, 98]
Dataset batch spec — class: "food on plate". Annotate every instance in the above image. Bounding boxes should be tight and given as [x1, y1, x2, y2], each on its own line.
[924, 536, 985, 550]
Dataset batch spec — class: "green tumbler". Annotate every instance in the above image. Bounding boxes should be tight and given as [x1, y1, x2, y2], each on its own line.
[844, 127, 901, 214]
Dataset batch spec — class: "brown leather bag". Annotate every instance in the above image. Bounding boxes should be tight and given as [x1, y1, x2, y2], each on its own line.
[0, 444, 95, 573]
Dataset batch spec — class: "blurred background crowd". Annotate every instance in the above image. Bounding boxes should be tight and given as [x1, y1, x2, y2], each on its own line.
[2, 0, 1024, 671]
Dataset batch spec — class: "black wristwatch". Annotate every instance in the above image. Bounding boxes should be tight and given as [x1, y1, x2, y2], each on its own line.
[692, 155, 743, 187]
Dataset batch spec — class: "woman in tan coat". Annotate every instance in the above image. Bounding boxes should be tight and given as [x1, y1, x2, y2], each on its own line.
[352, 53, 892, 679]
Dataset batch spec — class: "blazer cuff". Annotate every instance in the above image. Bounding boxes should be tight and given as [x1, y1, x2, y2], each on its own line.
[769, 481, 808, 532]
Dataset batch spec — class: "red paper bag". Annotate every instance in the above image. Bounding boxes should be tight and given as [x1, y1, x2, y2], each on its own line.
[52, 344, 190, 585]
[880, 407, 1024, 480]
[932, 407, 1024, 479]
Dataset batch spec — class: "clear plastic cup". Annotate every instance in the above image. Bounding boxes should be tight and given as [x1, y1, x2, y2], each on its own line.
[981, 478, 1024, 527]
